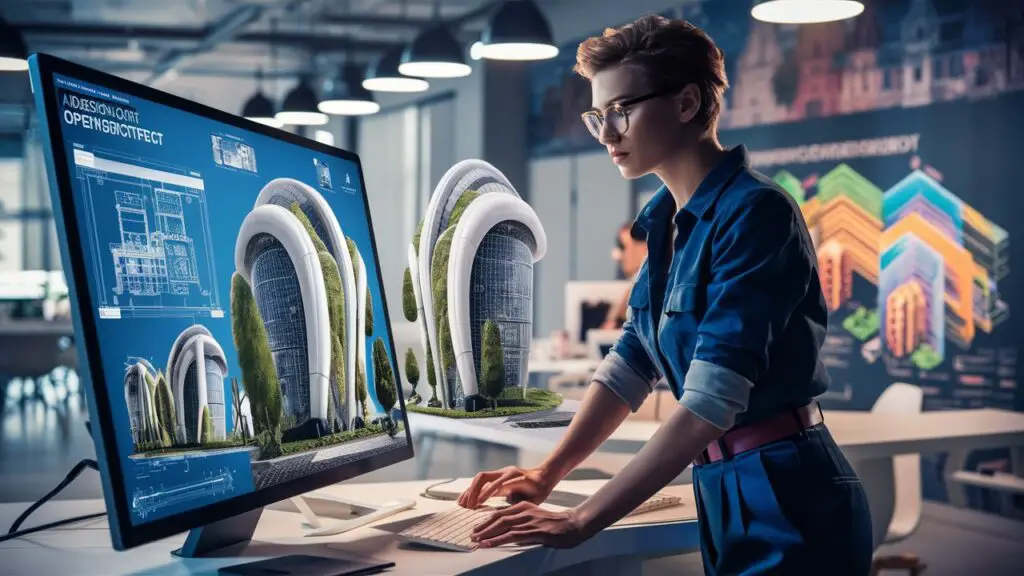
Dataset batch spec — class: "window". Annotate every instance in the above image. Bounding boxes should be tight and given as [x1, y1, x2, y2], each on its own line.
[914, 65, 923, 82]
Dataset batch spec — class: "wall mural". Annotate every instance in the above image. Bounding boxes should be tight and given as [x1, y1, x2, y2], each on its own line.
[528, 0, 1024, 517]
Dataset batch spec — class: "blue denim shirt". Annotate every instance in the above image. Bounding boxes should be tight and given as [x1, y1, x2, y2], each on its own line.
[593, 146, 830, 430]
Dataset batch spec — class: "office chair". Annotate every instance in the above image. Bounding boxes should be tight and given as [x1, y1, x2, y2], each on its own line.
[862, 383, 926, 576]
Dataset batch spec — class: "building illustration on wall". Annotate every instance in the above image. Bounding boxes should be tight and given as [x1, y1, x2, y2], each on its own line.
[722, 0, 1024, 130]
[167, 325, 229, 444]
[527, 0, 1024, 156]
[232, 177, 376, 439]
[406, 160, 547, 412]
[775, 162, 1010, 371]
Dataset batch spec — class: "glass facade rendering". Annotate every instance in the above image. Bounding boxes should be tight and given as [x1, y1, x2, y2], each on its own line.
[246, 233, 311, 428]
[183, 363, 199, 443]
[452, 221, 535, 405]
[125, 370, 143, 442]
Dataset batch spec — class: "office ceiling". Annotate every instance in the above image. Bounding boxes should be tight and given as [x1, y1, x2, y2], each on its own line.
[0, 0, 527, 82]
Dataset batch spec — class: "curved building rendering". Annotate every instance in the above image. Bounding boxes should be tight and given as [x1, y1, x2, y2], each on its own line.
[167, 325, 229, 443]
[124, 358, 160, 445]
[410, 160, 546, 412]
[233, 177, 372, 440]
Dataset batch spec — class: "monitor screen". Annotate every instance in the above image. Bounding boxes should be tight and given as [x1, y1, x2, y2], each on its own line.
[31, 57, 411, 542]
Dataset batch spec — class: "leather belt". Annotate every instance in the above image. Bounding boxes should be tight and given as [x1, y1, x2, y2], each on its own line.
[694, 402, 824, 466]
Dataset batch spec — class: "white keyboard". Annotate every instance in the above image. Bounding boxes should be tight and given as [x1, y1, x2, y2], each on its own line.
[398, 492, 683, 552]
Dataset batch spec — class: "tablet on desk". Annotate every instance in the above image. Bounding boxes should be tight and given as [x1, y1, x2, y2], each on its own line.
[218, 554, 394, 576]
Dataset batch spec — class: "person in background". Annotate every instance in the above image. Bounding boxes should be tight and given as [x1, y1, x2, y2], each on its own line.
[458, 14, 872, 575]
[601, 222, 647, 329]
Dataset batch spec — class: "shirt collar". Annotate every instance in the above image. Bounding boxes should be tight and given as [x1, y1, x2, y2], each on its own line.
[630, 145, 750, 240]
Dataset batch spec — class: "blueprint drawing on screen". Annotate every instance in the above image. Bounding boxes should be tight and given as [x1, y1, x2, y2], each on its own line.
[74, 147, 221, 319]
[50, 73, 406, 525]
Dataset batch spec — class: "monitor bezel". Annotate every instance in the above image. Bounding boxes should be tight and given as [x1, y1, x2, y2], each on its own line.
[28, 53, 415, 551]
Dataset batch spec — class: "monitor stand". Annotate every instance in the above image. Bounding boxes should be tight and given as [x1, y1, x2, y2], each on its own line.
[172, 493, 416, 558]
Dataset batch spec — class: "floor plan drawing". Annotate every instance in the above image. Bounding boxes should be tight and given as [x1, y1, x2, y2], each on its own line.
[73, 146, 222, 319]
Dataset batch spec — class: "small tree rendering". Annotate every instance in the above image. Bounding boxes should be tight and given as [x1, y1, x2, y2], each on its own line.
[154, 372, 176, 446]
[200, 405, 214, 444]
[231, 273, 282, 442]
[402, 267, 417, 322]
[373, 338, 398, 436]
[480, 320, 506, 409]
[425, 340, 441, 408]
[405, 348, 421, 404]
[365, 286, 374, 335]
[355, 360, 369, 424]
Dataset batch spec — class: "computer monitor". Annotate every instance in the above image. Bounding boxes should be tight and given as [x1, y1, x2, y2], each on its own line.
[28, 54, 413, 556]
[564, 281, 630, 346]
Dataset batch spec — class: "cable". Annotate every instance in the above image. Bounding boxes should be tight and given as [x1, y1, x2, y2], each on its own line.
[0, 458, 105, 544]
[0, 512, 106, 544]
[420, 478, 459, 501]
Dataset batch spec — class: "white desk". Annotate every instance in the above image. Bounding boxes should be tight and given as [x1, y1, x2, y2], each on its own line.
[407, 402, 1024, 505]
[0, 479, 698, 576]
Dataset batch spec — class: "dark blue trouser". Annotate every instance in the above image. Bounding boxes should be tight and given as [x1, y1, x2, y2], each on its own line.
[692, 423, 874, 575]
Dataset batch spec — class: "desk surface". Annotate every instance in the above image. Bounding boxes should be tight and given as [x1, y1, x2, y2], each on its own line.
[0, 478, 697, 576]
[408, 401, 1024, 460]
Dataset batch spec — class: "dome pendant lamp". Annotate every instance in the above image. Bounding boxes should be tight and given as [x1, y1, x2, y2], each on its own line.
[0, 18, 29, 71]
[751, 1, 864, 24]
[478, 0, 558, 61]
[275, 76, 328, 126]
[363, 45, 430, 93]
[242, 69, 283, 128]
[319, 64, 381, 116]
[400, 24, 471, 78]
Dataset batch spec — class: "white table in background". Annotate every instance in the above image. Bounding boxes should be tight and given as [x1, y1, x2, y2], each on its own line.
[0, 478, 698, 576]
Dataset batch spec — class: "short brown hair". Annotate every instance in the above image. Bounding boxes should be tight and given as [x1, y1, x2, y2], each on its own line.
[574, 14, 729, 132]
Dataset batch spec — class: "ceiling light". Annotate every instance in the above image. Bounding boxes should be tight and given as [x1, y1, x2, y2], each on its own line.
[478, 0, 558, 61]
[275, 77, 328, 126]
[242, 91, 283, 128]
[399, 24, 471, 78]
[0, 18, 29, 72]
[318, 64, 381, 116]
[363, 45, 430, 93]
[751, 0, 864, 24]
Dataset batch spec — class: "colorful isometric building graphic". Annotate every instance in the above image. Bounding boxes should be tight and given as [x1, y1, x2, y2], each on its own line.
[404, 160, 550, 413]
[776, 162, 1010, 371]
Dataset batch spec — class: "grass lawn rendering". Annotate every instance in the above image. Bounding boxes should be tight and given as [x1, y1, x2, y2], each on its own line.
[280, 422, 404, 455]
[407, 388, 562, 418]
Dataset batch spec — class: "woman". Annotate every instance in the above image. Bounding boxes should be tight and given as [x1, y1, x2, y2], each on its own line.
[458, 14, 874, 575]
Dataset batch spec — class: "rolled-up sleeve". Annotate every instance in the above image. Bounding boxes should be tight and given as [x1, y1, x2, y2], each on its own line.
[596, 319, 661, 412]
[679, 192, 815, 430]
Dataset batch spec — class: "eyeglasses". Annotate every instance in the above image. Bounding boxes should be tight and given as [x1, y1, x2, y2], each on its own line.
[581, 90, 669, 140]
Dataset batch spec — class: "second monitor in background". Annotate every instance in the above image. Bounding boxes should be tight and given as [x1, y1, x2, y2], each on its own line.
[564, 281, 630, 350]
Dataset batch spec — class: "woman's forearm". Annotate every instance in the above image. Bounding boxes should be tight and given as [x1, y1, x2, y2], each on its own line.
[572, 405, 724, 536]
[538, 381, 632, 482]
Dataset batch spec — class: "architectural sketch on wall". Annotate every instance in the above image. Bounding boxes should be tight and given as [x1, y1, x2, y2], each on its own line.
[73, 147, 221, 318]
[528, 0, 1024, 157]
[403, 160, 557, 415]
